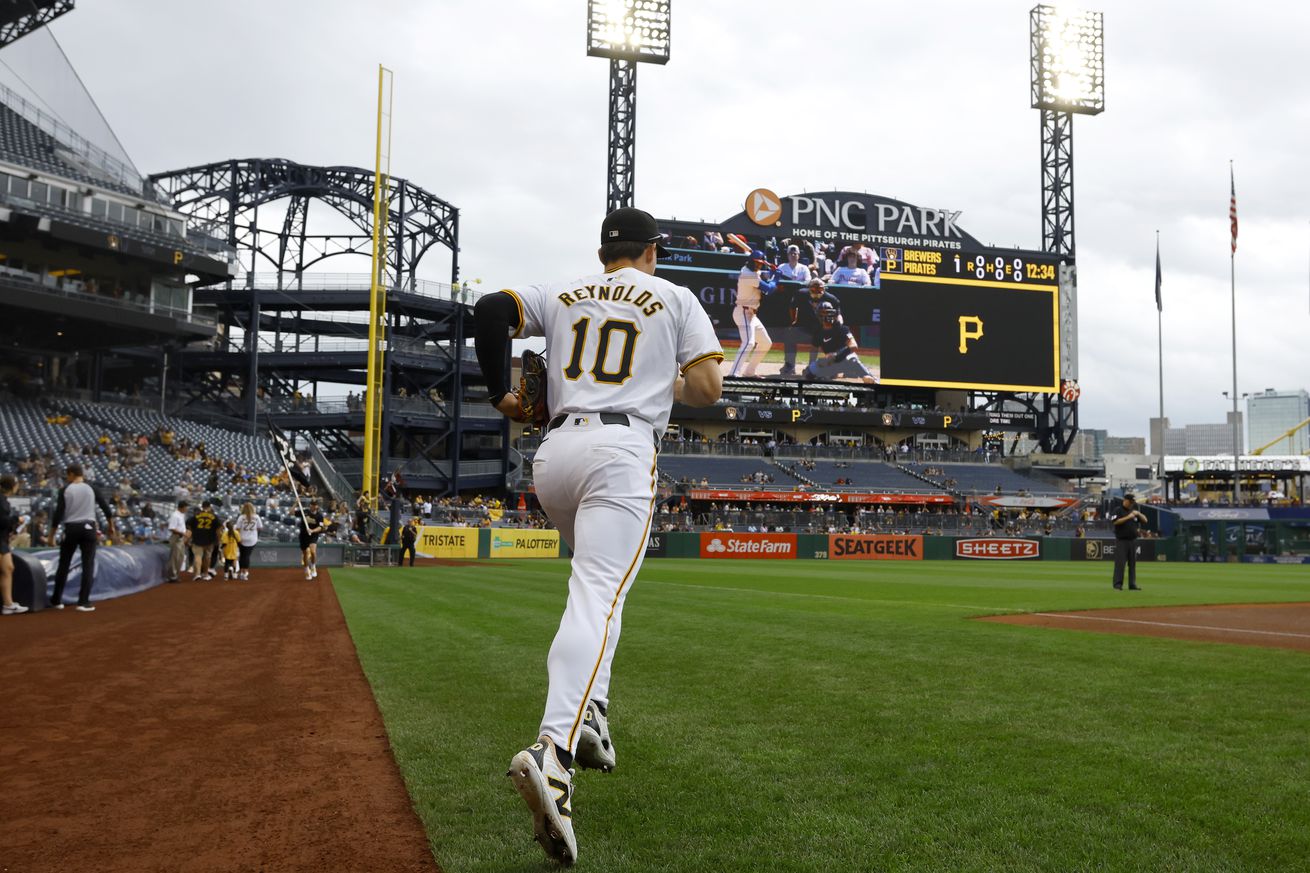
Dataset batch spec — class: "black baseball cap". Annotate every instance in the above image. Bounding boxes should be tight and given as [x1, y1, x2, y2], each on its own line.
[601, 207, 670, 259]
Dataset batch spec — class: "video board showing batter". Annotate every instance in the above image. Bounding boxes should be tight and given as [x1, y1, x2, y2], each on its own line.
[656, 190, 1062, 393]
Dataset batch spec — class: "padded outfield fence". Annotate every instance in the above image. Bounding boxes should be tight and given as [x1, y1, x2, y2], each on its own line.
[410, 526, 1183, 563]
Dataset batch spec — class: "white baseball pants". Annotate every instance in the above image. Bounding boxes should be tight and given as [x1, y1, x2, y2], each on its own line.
[729, 305, 772, 377]
[531, 415, 658, 754]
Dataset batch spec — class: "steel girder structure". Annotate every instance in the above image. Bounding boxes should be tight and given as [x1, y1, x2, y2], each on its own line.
[147, 158, 474, 492]
[0, 0, 74, 48]
[149, 158, 458, 288]
[606, 59, 637, 213]
[1040, 110, 1075, 258]
[1033, 111, 1079, 453]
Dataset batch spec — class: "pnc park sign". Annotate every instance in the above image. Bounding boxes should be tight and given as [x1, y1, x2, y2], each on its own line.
[742, 187, 985, 251]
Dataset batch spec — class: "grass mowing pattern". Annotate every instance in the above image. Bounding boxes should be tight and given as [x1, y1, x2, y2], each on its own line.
[334, 560, 1310, 872]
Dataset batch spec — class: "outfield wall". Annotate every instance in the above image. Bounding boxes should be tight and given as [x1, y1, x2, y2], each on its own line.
[645, 531, 1180, 562]
[399, 527, 1184, 562]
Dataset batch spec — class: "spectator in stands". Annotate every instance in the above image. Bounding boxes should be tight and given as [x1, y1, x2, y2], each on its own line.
[234, 502, 262, 581]
[186, 500, 219, 581]
[776, 245, 811, 284]
[829, 251, 870, 286]
[50, 463, 115, 611]
[1, 475, 28, 615]
[29, 511, 48, 548]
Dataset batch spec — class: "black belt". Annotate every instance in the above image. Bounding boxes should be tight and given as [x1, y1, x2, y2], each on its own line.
[547, 412, 631, 433]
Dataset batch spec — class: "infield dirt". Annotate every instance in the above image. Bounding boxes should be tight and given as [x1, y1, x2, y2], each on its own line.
[981, 601, 1310, 652]
[0, 568, 440, 873]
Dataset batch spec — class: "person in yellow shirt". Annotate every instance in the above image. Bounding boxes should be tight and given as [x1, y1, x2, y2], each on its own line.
[221, 520, 241, 580]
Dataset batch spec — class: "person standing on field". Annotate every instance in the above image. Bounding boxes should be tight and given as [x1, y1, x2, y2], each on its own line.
[474, 207, 724, 866]
[167, 500, 189, 582]
[400, 516, 418, 567]
[1112, 494, 1147, 591]
[1, 474, 28, 615]
[299, 498, 326, 580]
[220, 520, 241, 580]
[233, 502, 262, 580]
[186, 500, 219, 580]
[50, 463, 115, 611]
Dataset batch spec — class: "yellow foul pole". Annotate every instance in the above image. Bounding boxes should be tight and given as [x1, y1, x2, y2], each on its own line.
[363, 65, 394, 510]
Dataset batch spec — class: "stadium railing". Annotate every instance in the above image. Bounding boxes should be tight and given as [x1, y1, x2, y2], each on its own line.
[0, 81, 147, 195]
[238, 272, 489, 303]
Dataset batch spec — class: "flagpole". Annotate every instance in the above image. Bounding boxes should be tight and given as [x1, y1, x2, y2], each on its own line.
[1230, 161, 1241, 505]
[1156, 230, 1165, 500]
[267, 419, 311, 532]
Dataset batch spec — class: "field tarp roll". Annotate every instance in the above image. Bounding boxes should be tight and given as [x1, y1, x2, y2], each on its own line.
[24, 544, 169, 604]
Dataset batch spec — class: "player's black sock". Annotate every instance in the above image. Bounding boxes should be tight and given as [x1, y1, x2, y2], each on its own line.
[556, 747, 574, 769]
[592, 699, 608, 717]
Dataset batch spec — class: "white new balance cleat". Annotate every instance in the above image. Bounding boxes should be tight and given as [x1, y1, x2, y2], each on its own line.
[508, 735, 577, 866]
[575, 699, 616, 773]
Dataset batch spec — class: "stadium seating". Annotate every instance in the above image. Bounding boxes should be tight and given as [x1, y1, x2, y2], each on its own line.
[0, 102, 141, 196]
[657, 455, 785, 487]
[0, 396, 330, 545]
[904, 462, 1066, 495]
[791, 460, 939, 492]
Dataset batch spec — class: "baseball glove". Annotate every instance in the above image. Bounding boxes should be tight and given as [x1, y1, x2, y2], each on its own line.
[517, 349, 549, 426]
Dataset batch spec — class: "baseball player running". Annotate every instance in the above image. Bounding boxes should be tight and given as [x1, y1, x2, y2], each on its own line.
[727, 250, 775, 377]
[473, 207, 723, 865]
[803, 301, 878, 383]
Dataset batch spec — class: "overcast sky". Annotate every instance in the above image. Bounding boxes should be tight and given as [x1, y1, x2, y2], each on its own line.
[37, 0, 1310, 442]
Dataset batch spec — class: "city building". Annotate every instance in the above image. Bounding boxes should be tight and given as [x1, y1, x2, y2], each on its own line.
[1104, 435, 1146, 455]
[1152, 413, 1243, 456]
[1247, 388, 1310, 455]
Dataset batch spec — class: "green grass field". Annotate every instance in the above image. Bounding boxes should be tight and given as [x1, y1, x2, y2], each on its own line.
[333, 560, 1310, 872]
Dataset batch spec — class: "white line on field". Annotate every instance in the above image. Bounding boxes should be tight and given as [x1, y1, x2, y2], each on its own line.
[1030, 613, 1310, 640]
[642, 580, 992, 611]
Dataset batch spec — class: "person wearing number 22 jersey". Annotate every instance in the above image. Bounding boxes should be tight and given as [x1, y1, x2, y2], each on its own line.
[474, 208, 723, 865]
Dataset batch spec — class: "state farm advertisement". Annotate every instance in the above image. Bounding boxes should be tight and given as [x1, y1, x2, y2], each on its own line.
[954, 538, 1041, 560]
[699, 532, 797, 559]
[828, 534, 923, 561]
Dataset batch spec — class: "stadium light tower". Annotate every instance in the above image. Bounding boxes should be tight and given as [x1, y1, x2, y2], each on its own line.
[587, 0, 671, 213]
[1030, 4, 1104, 257]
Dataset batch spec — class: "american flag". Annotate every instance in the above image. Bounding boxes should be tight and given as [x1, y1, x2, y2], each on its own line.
[1229, 166, 1238, 255]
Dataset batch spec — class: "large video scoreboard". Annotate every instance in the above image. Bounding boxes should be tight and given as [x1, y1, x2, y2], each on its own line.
[657, 189, 1069, 394]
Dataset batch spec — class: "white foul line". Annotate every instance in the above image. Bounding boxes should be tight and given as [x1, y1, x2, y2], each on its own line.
[1030, 612, 1310, 640]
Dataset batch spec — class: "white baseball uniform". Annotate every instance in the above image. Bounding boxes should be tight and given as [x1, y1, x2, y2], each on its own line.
[729, 266, 772, 377]
[505, 266, 722, 753]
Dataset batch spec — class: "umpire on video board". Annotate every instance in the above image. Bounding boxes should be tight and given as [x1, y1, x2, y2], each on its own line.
[780, 278, 842, 375]
[1111, 494, 1147, 591]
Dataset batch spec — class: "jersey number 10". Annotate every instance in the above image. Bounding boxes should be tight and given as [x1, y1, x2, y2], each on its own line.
[562, 317, 640, 385]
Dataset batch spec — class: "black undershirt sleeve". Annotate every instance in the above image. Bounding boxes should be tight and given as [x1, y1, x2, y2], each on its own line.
[473, 292, 521, 406]
[94, 487, 114, 526]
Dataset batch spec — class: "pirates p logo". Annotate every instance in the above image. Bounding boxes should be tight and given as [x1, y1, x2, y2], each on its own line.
[745, 188, 783, 226]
